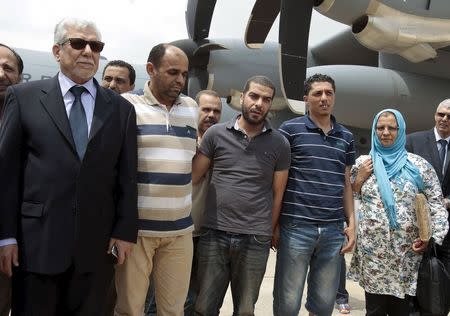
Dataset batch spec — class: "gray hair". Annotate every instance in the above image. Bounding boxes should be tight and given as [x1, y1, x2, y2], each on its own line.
[195, 90, 221, 105]
[437, 99, 450, 111]
[54, 18, 102, 44]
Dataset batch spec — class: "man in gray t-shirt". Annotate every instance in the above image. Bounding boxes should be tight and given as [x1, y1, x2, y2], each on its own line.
[192, 75, 290, 315]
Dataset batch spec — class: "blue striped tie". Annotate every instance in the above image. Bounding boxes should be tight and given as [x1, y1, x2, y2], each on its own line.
[69, 86, 88, 160]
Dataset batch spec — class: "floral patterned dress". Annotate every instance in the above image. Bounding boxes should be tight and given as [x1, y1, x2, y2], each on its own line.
[348, 153, 449, 298]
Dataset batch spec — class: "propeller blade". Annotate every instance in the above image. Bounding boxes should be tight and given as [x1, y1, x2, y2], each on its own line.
[279, 0, 313, 108]
[187, 68, 209, 98]
[185, 0, 217, 41]
[245, 0, 281, 48]
[171, 39, 226, 97]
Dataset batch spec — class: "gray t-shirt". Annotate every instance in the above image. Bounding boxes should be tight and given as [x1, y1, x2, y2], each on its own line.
[199, 116, 291, 236]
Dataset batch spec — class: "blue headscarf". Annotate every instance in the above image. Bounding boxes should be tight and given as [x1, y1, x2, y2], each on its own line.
[370, 109, 424, 229]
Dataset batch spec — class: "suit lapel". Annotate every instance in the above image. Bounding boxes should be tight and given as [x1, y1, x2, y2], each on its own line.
[40, 77, 76, 151]
[88, 84, 113, 142]
[427, 129, 444, 181]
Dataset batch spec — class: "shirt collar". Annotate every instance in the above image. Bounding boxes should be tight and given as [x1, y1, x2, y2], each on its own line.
[143, 80, 183, 108]
[226, 114, 272, 133]
[58, 72, 96, 98]
[434, 127, 450, 142]
[305, 114, 340, 133]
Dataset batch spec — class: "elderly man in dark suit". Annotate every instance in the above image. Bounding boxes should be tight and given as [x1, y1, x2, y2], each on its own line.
[406, 99, 450, 315]
[0, 18, 138, 316]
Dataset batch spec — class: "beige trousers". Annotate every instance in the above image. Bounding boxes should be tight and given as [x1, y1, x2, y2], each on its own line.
[114, 233, 193, 316]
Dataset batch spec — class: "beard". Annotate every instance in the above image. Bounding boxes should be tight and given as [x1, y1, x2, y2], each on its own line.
[241, 105, 267, 125]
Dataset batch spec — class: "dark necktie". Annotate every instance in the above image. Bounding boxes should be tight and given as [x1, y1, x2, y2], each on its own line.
[69, 86, 88, 160]
[438, 139, 447, 173]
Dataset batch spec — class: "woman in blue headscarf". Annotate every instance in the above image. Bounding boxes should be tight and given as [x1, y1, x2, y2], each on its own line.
[348, 109, 448, 316]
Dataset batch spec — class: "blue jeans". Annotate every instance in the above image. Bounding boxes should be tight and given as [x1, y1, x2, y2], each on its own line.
[273, 218, 345, 316]
[335, 255, 349, 305]
[194, 229, 271, 316]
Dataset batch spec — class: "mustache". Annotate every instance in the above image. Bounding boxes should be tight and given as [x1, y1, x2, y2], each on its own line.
[203, 117, 218, 123]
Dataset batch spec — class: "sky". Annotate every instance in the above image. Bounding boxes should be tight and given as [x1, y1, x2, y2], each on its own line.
[1, 0, 348, 64]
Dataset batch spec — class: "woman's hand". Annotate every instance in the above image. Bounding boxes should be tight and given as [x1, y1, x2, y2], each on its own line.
[352, 158, 373, 193]
[443, 198, 450, 209]
[357, 158, 373, 182]
[412, 238, 429, 253]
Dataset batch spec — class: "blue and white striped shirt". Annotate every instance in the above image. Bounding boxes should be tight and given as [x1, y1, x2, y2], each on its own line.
[279, 115, 355, 222]
[122, 81, 198, 237]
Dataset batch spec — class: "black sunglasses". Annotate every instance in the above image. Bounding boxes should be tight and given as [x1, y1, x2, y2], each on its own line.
[60, 38, 104, 53]
[436, 112, 450, 120]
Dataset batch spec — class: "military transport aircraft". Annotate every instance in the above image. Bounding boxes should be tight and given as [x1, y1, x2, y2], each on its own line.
[12, 0, 450, 152]
[170, 0, 450, 152]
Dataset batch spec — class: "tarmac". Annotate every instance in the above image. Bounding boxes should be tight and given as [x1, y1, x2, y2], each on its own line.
[219, 251, 366, 316]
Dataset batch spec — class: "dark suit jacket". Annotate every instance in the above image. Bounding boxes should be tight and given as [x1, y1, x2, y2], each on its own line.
[406, 128, 450, 197]
[0, 76, 138, 274]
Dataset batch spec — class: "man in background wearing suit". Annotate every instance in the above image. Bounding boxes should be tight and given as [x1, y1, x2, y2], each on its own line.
[0, 18, 138, 315]
[0, 44, 23, 120]
[0, 43, 23, 316]
[406, 99, 450, 315]
[100, 59, 136, 316]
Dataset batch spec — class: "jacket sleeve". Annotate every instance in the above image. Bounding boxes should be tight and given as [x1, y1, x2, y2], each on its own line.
[0, 87, 22, 240]
[111, 99, 138, 242]
[420, 157, 449, 245]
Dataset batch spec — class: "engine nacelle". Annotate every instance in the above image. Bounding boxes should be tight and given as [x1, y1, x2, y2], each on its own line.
[351, 1, 450, 63]
[314, 0, 372, 25]
[308, 64, 450, 132]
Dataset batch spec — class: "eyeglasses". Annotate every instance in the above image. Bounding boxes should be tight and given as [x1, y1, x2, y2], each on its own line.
[436, 112, 450, 120]
[376, 125, 399, 133]
[59, 38, 105, 53]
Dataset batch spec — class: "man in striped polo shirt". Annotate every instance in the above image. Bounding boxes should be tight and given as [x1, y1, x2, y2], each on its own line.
[273, 74, 356, 316]
[115, 44, 197, 316]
